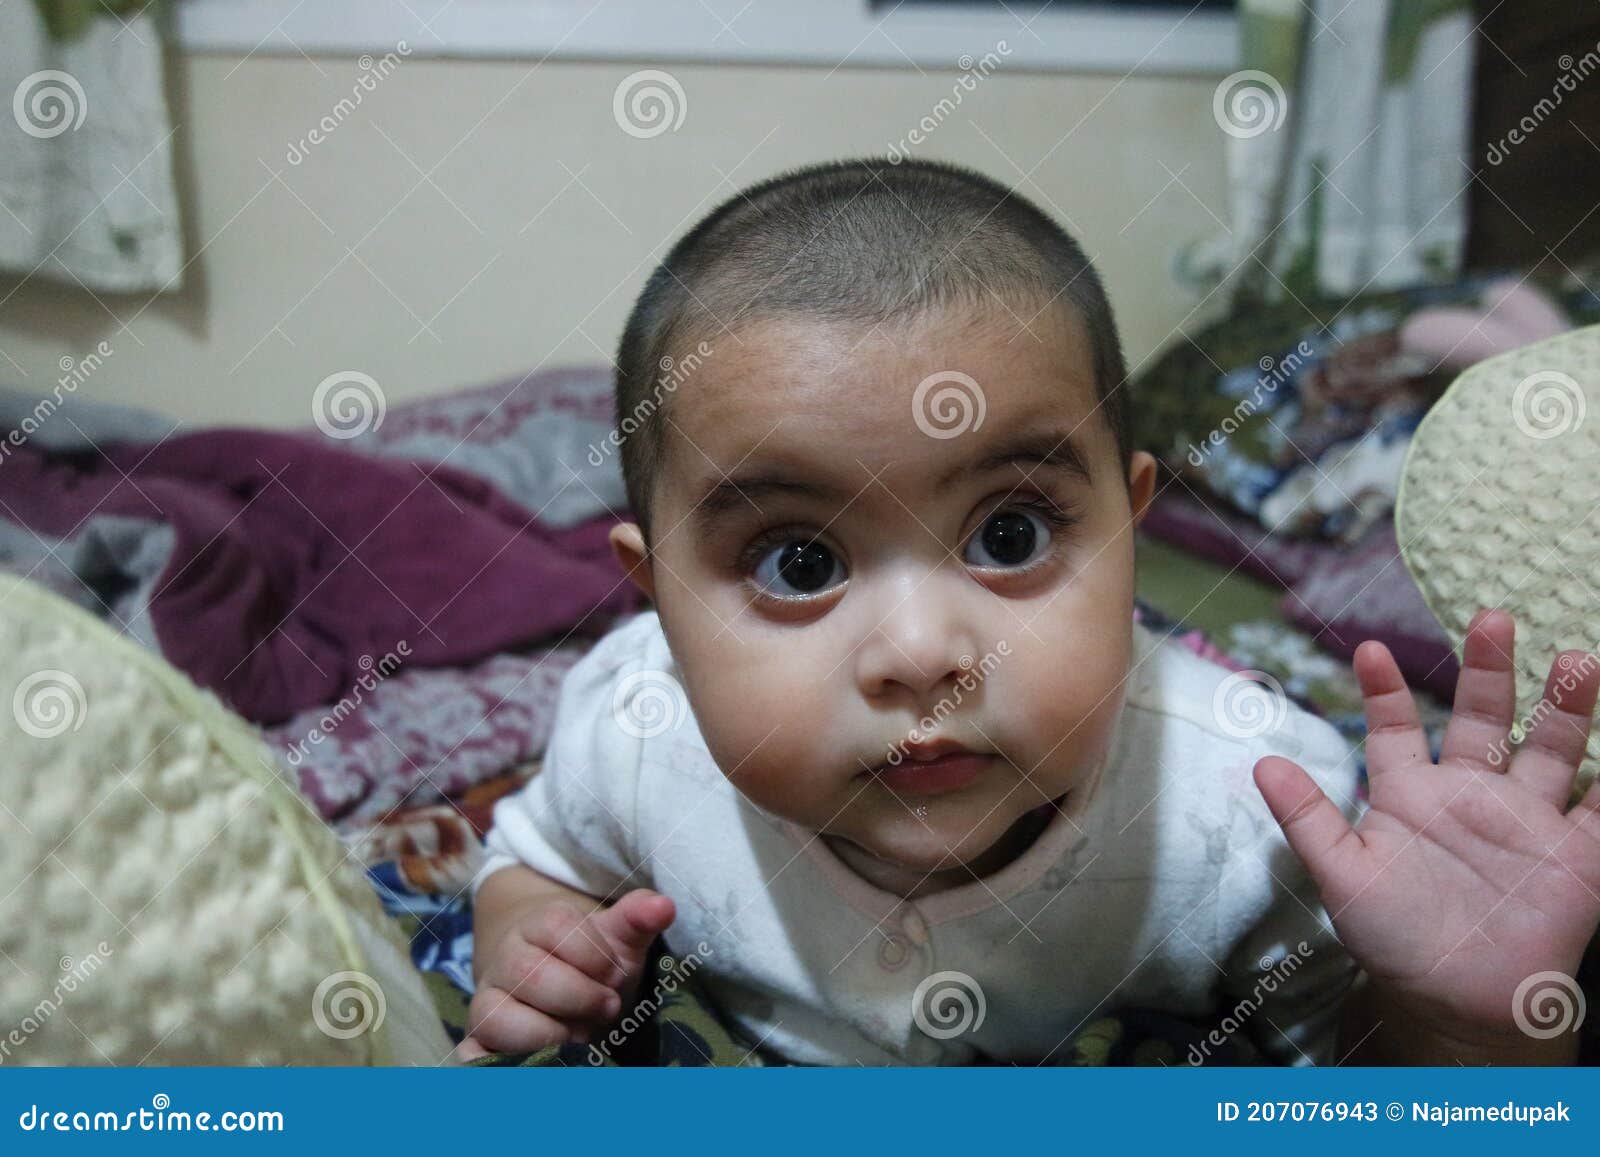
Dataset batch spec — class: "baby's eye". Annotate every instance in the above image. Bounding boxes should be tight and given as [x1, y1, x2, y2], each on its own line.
[963, 508, 1053, 569]
[750, 538, 846, 598]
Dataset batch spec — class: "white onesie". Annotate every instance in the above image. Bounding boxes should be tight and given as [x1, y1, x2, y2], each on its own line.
[475, 610, 1368, 1066]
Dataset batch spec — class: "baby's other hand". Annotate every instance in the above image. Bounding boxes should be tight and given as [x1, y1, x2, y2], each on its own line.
[1253, 609, 1600, 1052]
[459, 888, 675, 1061]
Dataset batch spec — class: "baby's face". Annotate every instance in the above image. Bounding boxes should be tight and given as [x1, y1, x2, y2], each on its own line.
[613, 304, 1156, 879]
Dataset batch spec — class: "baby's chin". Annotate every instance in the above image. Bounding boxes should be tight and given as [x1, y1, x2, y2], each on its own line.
[829, 800, 1043, 880]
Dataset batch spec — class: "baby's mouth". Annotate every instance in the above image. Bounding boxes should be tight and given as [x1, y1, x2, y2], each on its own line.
[868, 741, 995, 797]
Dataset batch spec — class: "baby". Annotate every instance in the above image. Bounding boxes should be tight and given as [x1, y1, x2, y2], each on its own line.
[462, 158, 1600, 1066]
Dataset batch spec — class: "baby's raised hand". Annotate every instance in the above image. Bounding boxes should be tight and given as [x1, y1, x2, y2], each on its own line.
[459, 889, 675, 1060]
[1254, 609, 1600, 1055]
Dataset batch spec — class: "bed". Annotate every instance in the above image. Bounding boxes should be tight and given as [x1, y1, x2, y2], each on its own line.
[6, 259, 1598, 1063]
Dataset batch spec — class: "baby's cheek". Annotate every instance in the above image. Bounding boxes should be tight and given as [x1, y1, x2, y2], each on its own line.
[677, 651, 833, 812]
[1003, 626, 1130, 774]
[698, 727, 836, 829]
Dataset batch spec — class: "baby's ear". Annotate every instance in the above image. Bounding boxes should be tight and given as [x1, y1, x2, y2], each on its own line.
[609, 521, 656, 602]
[1126, 451, 1158, 528]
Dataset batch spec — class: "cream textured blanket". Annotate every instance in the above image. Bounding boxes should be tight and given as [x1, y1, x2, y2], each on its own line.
[0, 575, 451, 1065]
[1398, 324, 1600, 798]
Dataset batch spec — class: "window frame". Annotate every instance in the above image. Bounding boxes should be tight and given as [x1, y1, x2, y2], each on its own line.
[175, 0, 1239, 76]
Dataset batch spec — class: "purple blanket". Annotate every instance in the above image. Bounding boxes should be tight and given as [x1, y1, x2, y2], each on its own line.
[1141, 490, 1458, 702]
[0, 428, 641, 723]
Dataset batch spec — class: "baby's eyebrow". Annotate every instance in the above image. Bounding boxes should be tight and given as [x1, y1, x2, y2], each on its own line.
[694, 474, 852, 522]
[691, 428, 1095, 527]
[943, 429, 1094, 490]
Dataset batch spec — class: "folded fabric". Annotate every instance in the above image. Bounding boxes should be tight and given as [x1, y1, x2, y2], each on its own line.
[1400, 278, 1570, 372]
[265, 640, 579, 827]
[1132, 273, 1600, 544]
[1256, 418, 1419, 543]
[0, 384, 181, 451]
[341, 365, 627, 531]
[1139, 492, 1456, 703]
[354, 771, 536, 1001]
[0, 511, 171, 643]
[1280, 520, 1458, 703]
[1139, 489, 1341, 589]
[0, 428, 642, 722]
[343, 766, 529, 891]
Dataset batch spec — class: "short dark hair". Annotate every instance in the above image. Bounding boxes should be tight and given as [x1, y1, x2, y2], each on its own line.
[613, 156, 1130, 544]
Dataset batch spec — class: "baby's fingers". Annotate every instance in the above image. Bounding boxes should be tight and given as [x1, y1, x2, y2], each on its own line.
[523, 900, 629, 986]
[1254, 755, 1361, 894]
[497, 949, 622, 1022]
[1352, 639, 1430, 780]
[465, 985, 584, 1055]
[1438, 609, 1517, 772]
[1514, 649, 1600, 808]
[590, 889, 677, 962]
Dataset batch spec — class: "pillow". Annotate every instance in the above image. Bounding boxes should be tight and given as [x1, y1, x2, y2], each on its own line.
[0, 575, 453, 1064]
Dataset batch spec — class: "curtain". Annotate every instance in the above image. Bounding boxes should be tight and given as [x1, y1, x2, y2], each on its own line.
[1205, 0, 1476, 302]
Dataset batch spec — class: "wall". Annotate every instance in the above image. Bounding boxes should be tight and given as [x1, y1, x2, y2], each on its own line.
[0, 51, 1231, 427]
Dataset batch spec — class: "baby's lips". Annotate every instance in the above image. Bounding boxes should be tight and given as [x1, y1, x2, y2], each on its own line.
[868, 735, 986, 769]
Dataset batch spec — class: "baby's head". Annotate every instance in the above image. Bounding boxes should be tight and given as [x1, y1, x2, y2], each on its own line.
[607, 157, 1157, 884]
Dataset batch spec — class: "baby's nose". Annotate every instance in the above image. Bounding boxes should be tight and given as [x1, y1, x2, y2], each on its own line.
[852, 579, 985, 702]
